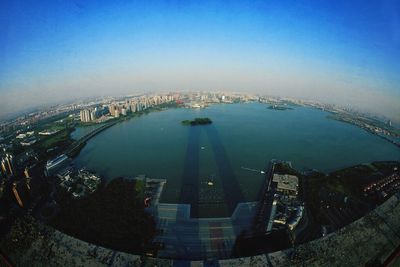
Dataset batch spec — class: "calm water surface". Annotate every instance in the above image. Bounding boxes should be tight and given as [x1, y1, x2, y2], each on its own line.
[73, 103, 400, 216]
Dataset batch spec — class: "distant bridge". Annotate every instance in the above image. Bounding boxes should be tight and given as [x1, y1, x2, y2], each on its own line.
[66, 121, 118, 157]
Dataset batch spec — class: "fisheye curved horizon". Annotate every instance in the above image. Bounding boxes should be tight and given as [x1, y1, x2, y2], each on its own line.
[1, 1, 400, 266]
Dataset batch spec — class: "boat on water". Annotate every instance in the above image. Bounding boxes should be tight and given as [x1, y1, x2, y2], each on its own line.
[207, 174, 216, 186]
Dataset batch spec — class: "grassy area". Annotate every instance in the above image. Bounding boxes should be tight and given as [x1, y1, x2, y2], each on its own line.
[32, 113, 74, 132]
[326, 180, 352, 197]
[75, 120, 108, 127]
[274, 162, 299, 175]
[135, 179, 145, 200]
[38, 129, 73, 151]
[305, 161, 399, 227]
[372, 161, 400, 175]
[327, 164, 383, 198]
[11, 128, 73, 159]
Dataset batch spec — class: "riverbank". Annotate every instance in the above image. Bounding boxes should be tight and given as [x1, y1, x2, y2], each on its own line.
[327, 113, 400, 148]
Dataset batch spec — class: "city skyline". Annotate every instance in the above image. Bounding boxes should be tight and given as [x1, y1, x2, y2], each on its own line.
[1, 0, 400, 121]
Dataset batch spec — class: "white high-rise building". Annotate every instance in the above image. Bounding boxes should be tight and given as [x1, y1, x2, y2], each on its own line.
[90, 110, 97, 121]
[80, 109, 91, 122]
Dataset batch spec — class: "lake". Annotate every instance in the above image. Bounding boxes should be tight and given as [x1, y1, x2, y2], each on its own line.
[73, 103, 400, 217]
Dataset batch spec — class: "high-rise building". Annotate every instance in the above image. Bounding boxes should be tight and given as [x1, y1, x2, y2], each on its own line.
[23, 166, 31, 195]
[1, 154, 15, 177]
[90, 110, 97, 121]
[0, 159, 6, 175]
[24, 166, 31, 178]
[109, 104, 117, 116]
[80, 109, 91, 122]
[130, 102, 137, 112]
[0, 179, 5, 199]
[12, 181, 24, 207]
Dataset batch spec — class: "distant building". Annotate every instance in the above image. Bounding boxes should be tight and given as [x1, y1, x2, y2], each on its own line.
[16, 133, 27, 139]
[114, 109, 120, 118]
[38, 129, 60, 136]
[80, 109, 91, 122]
[1, 154, 15, 177]
[90, 110, 97, 121]
[109, 105, 117, 116]
[24, 166, 31, 179]
[130, 103, 137, 112]
[79, 108, 98, 122]
[0, 159, 7, 175]
[20, 136, 37, 146]
[12, 181, 24, 207]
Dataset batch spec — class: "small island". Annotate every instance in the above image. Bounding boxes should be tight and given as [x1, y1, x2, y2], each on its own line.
[181, 117, 213, 126]
[268, 105, 293, 111]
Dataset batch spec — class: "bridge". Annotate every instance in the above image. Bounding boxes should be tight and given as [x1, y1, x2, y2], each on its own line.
[65, 121, 118, 157]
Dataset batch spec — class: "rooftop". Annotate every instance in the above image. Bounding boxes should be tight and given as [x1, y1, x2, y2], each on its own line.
[273, 174, 299, 193]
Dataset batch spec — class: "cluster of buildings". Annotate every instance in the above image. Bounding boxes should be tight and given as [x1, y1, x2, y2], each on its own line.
[108, 94, 175, 118]
[267, 173, 304, 232]
[0, 102, 80, 137]
[79, 94, 176, 122]
[182, 92, 257, 108]
[45, 153, 101, 199]
[79, 107, 108, 123]
[0, 151, 38, 208]
[363, 171, 400, 201]
[79, 109, 97, 123]
[57, 168, 101, 198]
[1, 153, 16, 178]
[15, 130, 37, 146]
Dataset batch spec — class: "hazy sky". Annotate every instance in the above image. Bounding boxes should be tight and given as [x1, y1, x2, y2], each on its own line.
[1, 0, 399, 121]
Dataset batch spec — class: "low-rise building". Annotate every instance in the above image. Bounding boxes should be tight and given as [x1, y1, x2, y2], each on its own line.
[273, 173, 299, 197]
[45, 154, 69, 176]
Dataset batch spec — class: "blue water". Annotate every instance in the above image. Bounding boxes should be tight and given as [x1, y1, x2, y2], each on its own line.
[73, 103, 400, 216]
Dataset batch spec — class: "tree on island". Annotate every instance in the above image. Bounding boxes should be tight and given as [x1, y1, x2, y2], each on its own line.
[181, 117, 212, 126]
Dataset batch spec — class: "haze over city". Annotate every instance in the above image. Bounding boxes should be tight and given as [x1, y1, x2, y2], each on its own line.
[1, 0, 399, 121]
[1, 1, 400, 265]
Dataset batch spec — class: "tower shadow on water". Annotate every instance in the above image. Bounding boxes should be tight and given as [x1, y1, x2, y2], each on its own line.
[179, 124, 244, 218]
[204, 125, 245, 214]
[179, 126, 201, 217]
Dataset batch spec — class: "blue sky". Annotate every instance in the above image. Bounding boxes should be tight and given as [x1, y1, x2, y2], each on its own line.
[0, 0, 399, 120]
